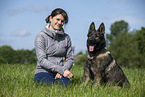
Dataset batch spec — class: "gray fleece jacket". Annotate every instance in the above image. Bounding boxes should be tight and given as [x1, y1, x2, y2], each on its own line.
[34, 25, 74, 75]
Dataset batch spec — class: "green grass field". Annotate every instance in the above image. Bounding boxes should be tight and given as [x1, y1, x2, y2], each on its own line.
[0, 64, 144, 97]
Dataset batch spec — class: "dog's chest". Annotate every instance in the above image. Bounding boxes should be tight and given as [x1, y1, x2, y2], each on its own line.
[87, 51, 110, 68]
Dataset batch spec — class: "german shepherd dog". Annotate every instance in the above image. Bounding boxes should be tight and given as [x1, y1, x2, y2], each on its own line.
[82, 22, 130, 88]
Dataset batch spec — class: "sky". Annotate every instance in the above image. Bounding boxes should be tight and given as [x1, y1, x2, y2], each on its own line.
[0, 0, 145, 55]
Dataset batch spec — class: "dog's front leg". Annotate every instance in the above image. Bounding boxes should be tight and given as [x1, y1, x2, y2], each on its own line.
[92, 65, 103, 87]
[82, 62, 90, 86]
[93, 72, 102, 87]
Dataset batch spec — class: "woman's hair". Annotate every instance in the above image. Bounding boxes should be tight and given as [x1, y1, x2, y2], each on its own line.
[45, 8, 68, 24]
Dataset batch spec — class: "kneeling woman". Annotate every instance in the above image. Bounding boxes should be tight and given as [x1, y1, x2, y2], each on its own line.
[34, 8, 74, 87]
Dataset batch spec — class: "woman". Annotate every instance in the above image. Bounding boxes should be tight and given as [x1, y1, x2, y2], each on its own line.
[34, 8, 74, 87]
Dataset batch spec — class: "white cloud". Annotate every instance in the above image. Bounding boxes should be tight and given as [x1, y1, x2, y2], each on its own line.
[11, 29, 31, 36]
[7, 5, 49, 16]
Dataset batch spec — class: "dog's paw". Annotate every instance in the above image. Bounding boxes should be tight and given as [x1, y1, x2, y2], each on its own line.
[92, 82, 100, 88]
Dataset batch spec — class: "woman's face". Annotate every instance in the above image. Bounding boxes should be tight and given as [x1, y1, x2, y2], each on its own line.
[49, 14, 65, 31]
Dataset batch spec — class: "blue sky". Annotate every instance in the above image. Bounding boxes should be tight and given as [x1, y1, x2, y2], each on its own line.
[0, 0, 145, 55]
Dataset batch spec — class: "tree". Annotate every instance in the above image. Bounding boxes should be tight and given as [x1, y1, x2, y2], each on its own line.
[106, 20, 129, 41]
[111, 32, 139, 68]
[106, 20, 139, 68]
[0, 45, 17, 64]
[106, 20, 130, 53]
[134, 27, 145, 68]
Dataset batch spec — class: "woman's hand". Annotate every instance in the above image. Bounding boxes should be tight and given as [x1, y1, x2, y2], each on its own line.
[55, 73, 62, 79]
[63, 70, 73, 79]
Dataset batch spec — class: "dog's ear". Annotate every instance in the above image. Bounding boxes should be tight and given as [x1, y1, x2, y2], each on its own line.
[88, 22, 95, 32]
[98, 22, 105, 34]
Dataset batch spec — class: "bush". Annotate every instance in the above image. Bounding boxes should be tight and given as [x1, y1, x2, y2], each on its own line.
[74, 54, 87, 65]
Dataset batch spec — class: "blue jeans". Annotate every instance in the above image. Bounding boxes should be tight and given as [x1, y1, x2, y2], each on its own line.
[34, 72, 71, 87]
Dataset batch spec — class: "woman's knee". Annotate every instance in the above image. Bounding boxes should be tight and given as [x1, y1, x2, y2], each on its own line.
[34, 72, 55, 86]
[58, 78, 71, 87]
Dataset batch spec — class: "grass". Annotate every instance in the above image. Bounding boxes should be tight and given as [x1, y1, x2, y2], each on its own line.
[0, 64, 145, 97]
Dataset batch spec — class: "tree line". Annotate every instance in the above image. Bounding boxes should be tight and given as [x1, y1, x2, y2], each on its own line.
[0, 20, 145, 68]
[0, 46, 37, 64]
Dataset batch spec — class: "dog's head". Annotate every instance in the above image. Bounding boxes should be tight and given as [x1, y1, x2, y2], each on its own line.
[87, 22, 106, 54]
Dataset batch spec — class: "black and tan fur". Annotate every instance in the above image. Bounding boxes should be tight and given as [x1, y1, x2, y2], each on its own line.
[82, 22, 130, 88]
